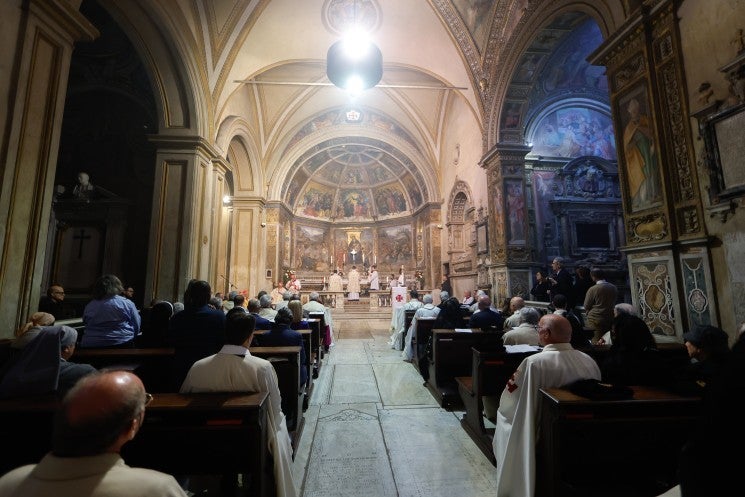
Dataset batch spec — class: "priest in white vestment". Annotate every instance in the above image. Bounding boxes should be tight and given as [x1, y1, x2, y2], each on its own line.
[180, 313, 297, 497]
[493, 314, 600, 497]
[347, 266, 361, 300]
[389, 289, 423, 350]
[368, 265, 380, 290]
[328, 269, 343, 293]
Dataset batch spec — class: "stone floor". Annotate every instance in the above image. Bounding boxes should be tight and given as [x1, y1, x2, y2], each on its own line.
[291, 317, 497, 497]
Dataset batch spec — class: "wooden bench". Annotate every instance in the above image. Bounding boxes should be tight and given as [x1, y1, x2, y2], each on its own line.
[456, 342, 689, 464]
[0, 392, 273, 497]
[308, 311, 328, 356]
[536, 385, 700, 497]
[249, 346, 303, 438]
[425, 329, 505, 407]
[72, 345, 306, 436]
[254, 329, 313, 396]
[307, 317, 323, 372]
[456, 345, 536, 464]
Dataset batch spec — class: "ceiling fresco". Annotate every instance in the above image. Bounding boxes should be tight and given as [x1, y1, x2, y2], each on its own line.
[283, 136, 428, 223]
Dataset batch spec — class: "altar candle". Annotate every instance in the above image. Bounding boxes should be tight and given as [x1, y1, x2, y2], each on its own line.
[374, 254, 377, 264]
[344, 253, 346, 263]
[331, 254, 333, 264]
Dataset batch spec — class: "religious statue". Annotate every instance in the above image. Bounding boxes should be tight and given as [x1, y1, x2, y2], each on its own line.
[73, 171, 95, 199]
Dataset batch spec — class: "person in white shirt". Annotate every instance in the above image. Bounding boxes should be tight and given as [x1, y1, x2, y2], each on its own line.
[0, 370, 188, 497]
[347, 266, 361, 300]
[462, 290, 475, 306]
[390, 289, 423, 350]
[493, 314, 601, 497]
[180, 313, 297, 497]
[503, 296, 526, 330]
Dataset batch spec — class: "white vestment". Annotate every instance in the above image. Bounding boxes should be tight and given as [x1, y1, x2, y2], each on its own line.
[347, 269, 361, 300]
[402, 303, 440, 360]
[493, 343, 600, 497]
[389, 299, 423, 350]
[328, 273, 343, 292]
[368, 270, 379, 290]
[302, 300, 334, 340]
[180, 345, 297, 497]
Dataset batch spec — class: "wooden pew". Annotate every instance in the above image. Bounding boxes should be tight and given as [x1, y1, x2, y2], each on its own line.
[306, 317, 323, 374]
[308, 311, 328, 356]
[0, 392, 273, 497]
[72, 346, 306, 439]
[402, 309, 416, 343]
[425, 329, 505, 407]
[536, 385, 700, 497]
[249, 346, 303, 439]
[253, 329, 313, 396]
[456, 345, 536, 464]
[456, 342, 689, 465]
[413, 316, 436, 376]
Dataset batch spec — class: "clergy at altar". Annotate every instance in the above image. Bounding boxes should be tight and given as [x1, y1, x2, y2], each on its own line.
[328, 269, 343, 293]
[493, 314, 600, 497]
[180, 312, 296, 497]
[369, 265, 380, 291]
[347, 266, 361, 301]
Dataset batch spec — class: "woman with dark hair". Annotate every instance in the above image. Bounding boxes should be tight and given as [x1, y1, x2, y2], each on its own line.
[530, 270, 551, 302]
[433, 297, 464, 329]
[81, 274, 140, 348]
[600, 314, 666, 386]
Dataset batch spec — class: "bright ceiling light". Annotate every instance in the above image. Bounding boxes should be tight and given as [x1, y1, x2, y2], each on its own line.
[326, 35, 382, 92]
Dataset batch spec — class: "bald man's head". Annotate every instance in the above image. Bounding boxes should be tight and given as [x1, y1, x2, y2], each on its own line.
[510, 296, 525, 312]
[53, 371, 146, 457]
[538, 313, 573, 345]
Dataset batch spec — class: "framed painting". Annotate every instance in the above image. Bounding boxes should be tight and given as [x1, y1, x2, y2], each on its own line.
[617, 84, 662, 213]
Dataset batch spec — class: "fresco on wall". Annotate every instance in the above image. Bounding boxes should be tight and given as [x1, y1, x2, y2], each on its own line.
[542, 19, 607, 92]
[402, 173, 423, 208]
[296, 182, 334, 218]
[333, 228, 373, 268]
[338, 189, 371, 219]
[618, 85, 661, 212]
[531, 171, 557, 254]
[294, 225, 330, 271]
[505, 180, 526, 245]
[368, 163, 392, 183]
[530, 107, 616, 160]
[514, 53, 545, 83]
[378, 225, 413, 264]
[285, 170, 308, 206]
[502, 101, 523, 129]
[342, 167, 365, 185]
[453, 0, 494, 52]
[374, 185, 408, 217]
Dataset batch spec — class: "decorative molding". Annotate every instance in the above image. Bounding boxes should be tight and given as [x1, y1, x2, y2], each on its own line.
[628, 213, 668, 243]
[660, 62, 696, 203]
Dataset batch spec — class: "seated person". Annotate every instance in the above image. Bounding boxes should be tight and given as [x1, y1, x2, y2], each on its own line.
[302, 292, 334, 349]
[390, 290, 423, 351]
[248, 298, 273, 330]
[468, 296, 504, 331]
[288, 300, 309, 330]
[402, 294, 440, 362]
[180, 313, 296, 497]
[167, 279, 226, 389]
[432, 297, 463, 329]
[81, 274, 141, 348]
[38, 285, 75, 320]
[2, 326, 96, 398]
[503, 296, 525, 329]
[12, 312, 56, 349]
[551, 294, 591, 350]
[671, 325, 730, 397]
[0, 370, 188, 496]
[252, 307, 308, 387]
[493, 314, 601, 497]
[136, 300, 173, 348]
[258, 294, 278, 321]
[501, 307, 541, 345]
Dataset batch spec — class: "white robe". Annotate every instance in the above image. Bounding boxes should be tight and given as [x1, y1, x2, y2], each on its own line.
[368, 270, 379, 290]
[402, 303, 440, 360]
[347, 269, 361, 299]
[180, 345, 297, 497]
[492, 343, 600, 497]
[389, 299, 423, 350]
[328, 273, 343, 293]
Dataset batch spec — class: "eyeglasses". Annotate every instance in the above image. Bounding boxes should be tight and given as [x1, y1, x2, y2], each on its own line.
[144, 393, 153, 406]
[52, 291, 65, 295]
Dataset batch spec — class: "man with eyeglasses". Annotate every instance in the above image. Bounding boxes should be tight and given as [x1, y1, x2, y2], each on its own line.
[0, 371, 187, 496]
[493, 314, 600, 497]
[39, 285, 75, 320]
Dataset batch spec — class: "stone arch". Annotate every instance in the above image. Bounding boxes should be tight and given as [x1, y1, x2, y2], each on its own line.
[215, 116, 262, 195]
[446, 180, 474, 255]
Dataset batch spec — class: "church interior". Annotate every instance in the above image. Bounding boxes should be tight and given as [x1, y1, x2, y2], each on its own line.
[2, 0, 745, 495]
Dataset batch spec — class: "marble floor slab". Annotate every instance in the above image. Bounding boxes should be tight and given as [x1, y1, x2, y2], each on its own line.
[293, 316, 495, 497]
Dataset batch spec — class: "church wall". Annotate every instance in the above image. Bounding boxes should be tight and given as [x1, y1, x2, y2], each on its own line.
[0, 1, 23, 157]
[679, 0, 745, 337]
